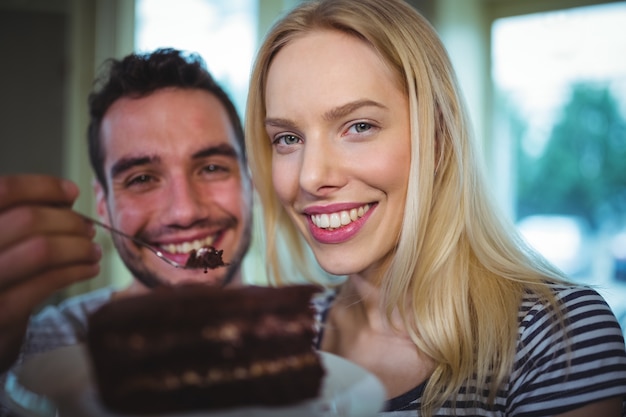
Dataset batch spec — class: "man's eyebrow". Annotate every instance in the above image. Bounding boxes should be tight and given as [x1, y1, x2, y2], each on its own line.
[192, 143, 239, 159]
[264, 99, 387, 129]
[111, 155, 158, 179]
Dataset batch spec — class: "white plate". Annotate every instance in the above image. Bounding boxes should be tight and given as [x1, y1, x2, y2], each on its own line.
[3, 345, 386, 417]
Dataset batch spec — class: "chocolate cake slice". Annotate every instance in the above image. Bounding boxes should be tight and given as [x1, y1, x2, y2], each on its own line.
[86, 284, 324, 414]
[185, 246, 227, 272]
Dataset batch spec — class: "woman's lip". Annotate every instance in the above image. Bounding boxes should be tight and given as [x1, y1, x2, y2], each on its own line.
[306, 203, 375, 244]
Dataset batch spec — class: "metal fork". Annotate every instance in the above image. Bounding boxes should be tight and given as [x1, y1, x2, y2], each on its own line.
[78, 213, 186, 270]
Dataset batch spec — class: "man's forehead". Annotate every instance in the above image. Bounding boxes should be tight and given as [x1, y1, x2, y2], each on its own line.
[100, 89, 241, 160]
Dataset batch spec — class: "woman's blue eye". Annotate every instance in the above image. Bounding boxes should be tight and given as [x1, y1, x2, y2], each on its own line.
[353, 122, 371, 133]
[278, 134, 299, 145]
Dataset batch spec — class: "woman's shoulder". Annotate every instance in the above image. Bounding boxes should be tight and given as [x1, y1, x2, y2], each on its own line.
[509, 283, 626, 414]
[517, 282, 624, 349]
[514, 282, 626, 389]
[519, 283, 620, 329]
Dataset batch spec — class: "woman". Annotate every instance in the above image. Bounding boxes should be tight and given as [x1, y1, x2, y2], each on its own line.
[245, 0, 626, 415]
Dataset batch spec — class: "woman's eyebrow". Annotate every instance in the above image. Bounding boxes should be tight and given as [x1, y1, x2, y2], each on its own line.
[265, 117, 298, 130]
[265, 99, 387, 129]
[322, 99, 387, 121]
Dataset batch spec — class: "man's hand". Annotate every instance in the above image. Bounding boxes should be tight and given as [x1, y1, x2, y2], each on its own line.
[0, 175, 101, 372]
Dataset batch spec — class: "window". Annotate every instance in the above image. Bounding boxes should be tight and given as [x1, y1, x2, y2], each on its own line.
[135, 0, 258, 116]
[492, 3, 626, 330]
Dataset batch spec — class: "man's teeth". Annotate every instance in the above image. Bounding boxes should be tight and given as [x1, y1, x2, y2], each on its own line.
[161, 237, 215, 254]
[310, 204, 370, 230]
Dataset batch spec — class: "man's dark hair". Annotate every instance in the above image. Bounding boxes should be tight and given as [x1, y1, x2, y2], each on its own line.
[87, 48, 245, 191]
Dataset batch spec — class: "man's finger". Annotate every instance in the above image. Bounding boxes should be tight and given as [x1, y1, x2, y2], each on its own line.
[0, 175, 79, 212]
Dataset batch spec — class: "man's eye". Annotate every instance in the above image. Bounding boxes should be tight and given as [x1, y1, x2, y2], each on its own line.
[200, 163, 232, 181]
[203, 164, 228, 173]
[127, 174, 153, 186]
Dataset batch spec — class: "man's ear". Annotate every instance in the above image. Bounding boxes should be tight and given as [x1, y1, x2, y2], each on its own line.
[93, 179, 109, 224]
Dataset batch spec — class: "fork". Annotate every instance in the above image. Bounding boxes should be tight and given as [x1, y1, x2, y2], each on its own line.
[78, 213, 186, 270]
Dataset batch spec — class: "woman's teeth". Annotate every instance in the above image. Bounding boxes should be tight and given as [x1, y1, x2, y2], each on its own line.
[310, 204, 370, 230]
[160, 236, 215, 254]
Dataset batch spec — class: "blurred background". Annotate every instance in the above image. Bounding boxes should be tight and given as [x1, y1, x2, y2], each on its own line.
[1, 0, 624, 333]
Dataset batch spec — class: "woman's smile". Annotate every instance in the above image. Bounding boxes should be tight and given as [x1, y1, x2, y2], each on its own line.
[305, 203, 374, 244]
[309, 203, 371, 230]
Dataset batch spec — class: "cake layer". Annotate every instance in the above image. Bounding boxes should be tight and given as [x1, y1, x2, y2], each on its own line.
[99, 365, 325, 414]
[87, 284, 325, 414]
[88, 284, 320, 324]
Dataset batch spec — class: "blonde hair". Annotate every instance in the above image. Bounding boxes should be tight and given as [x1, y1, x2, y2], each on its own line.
[245, 0, 569, 414]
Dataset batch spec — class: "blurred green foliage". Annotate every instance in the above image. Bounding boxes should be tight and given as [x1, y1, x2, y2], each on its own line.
[516, 83, 626, 229]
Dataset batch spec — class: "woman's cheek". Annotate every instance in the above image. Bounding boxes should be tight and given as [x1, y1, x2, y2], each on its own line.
[272, 157, 297, 204]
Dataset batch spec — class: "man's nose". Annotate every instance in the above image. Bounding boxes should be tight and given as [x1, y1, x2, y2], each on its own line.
[162, 177, 206, 227]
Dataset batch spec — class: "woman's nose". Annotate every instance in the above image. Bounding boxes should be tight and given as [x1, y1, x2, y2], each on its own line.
[298, 138, 343, 196]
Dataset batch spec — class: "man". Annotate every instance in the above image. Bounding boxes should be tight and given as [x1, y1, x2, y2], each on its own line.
[0, 49, 252, 413]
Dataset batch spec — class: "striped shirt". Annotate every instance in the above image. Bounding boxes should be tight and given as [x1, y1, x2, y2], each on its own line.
[313, 284, 626, 416]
